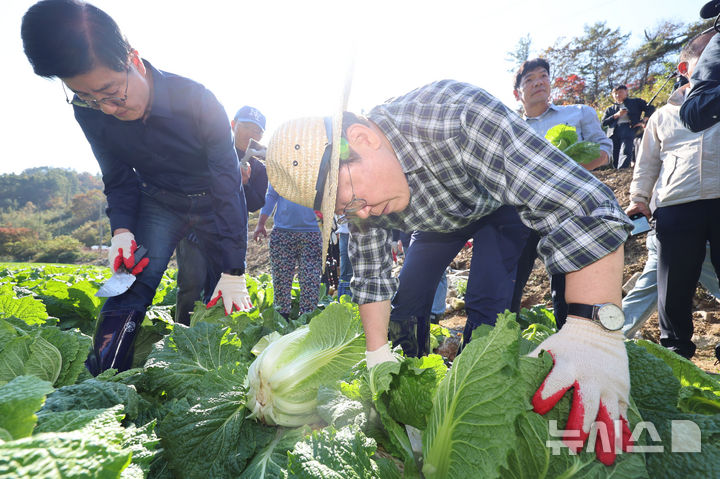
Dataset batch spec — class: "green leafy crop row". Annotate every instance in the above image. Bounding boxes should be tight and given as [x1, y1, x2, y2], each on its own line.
[2, 263, 720, 478]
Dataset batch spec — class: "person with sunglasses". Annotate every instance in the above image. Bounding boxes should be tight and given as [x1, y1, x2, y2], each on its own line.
[264, 81, 634, 465]
[21, 0, 252, 374]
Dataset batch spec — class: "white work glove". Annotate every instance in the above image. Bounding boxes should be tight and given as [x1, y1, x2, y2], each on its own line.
[207, 273, 253, 315]
[108, 231, 148, 274]
[530, 317, 632, 465]
[365, 343, 398, 368]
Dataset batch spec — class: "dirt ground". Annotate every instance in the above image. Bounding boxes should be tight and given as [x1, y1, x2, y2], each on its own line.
[440, 167, 720, 373]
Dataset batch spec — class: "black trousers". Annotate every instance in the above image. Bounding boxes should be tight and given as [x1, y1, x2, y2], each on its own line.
[611, 124, 636, 169]
[511, 230, 568, 329]
[655, 199, 720, 358]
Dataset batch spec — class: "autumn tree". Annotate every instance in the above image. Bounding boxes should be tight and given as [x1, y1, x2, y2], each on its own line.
[552, 74, 586, 105]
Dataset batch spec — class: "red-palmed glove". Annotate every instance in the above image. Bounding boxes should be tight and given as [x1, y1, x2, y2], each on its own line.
[207, 273, 253, 315]
[529, 317, 633, 465]
[108, 232, 149, 275]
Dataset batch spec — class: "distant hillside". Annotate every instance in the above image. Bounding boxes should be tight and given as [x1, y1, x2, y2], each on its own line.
[0, 167, 108, 263]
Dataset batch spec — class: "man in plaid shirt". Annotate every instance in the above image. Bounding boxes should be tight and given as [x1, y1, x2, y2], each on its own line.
[266, 80, 634, 465]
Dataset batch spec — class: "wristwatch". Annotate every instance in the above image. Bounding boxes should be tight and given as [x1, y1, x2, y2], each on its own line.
[567, 303, 625, 331]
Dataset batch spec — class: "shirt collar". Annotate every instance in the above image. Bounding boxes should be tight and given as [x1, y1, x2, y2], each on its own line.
[370, 115, 424, 174]
[144, 60, 173, 119]
[523, 102, 559, 120]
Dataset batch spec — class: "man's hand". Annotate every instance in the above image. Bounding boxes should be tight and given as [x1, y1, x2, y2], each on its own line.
[582, 150, 610, 171]
[614, 108, 628, 119]
[390, 240, 403, 262]
[530, 318, 632, 465]
[625, 201, 651, 219]
[241, 163, 252, 185]
[207, 273, 253, 314]
[108, 231, 149, 274]
[253, 224, 268, 243]
[365, 343, 397, 368]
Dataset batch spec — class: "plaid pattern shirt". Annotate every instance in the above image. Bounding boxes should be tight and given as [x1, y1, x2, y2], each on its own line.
[348, 80, 633, 305]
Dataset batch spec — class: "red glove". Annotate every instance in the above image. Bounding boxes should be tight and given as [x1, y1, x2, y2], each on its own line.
[108, 232, 149, 275]
[207, 273, 253, 315]
[530, 318, 633, 465]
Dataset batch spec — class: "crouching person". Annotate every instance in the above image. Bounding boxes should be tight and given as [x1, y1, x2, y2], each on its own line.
[265, 80, 634, 465]
[21, 0, 252, 374]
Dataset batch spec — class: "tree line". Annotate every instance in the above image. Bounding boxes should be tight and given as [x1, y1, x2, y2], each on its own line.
[0, 167, 109, 263]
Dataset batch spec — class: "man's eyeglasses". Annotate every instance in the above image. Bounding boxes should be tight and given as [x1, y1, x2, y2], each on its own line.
[336, 163, 366, 224]
[63, 69, 129, 109]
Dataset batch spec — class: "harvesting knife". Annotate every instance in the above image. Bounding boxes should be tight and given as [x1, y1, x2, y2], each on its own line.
[95, 245, 148, 298]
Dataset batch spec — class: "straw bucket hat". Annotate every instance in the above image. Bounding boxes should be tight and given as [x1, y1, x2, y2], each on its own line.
[265, 115, 342, 272]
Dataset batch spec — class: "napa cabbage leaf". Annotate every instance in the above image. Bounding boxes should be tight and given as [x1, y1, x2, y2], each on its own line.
[245, 302, 365, 426]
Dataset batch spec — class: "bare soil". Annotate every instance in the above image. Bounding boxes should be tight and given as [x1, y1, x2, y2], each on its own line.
[439, 167, 720, 372]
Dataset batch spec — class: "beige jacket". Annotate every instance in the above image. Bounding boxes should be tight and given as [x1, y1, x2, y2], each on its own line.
[630, 85, 720, 207]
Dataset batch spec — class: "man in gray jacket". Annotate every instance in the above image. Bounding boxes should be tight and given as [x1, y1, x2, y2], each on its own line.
[625, 30, 720, 358]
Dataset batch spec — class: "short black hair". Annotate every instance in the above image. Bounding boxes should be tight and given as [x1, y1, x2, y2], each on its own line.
[613, 85, 628, 92]
[514, 58, 550, 90]
[21, 0, 131, 78]
[679, 30, 717, 63]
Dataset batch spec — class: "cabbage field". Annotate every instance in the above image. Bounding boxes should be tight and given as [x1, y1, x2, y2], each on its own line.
[1, 263, 720, 478]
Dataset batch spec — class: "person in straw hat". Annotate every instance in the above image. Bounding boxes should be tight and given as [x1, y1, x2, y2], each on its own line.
[265, 79, 634, 465]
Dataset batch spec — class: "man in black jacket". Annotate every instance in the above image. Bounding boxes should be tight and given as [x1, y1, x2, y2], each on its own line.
[174, 106, 269, 325]
[680, 1, 720, 132]
[602, 85, 655, 169]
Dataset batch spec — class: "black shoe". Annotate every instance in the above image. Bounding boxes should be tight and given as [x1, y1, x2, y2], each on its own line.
[388, 316, 431, 358]
[85, 309, 145, 376]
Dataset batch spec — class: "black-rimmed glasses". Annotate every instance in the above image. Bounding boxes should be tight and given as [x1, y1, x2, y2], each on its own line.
[336, 163, 367, 224]
[63, 68, 129, 109]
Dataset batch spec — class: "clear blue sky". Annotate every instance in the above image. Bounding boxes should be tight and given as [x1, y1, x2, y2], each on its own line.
[0, 0, 707, 175]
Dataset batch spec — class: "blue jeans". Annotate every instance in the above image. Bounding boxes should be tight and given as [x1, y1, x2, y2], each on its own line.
[622, 232, 720, 338]
[391, 205, 529, 329]
[103, 182, 225, 313]
[431, 270, 447, 315]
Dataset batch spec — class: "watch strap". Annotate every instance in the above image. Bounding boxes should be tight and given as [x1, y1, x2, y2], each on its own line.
[567, 303, 596, 321]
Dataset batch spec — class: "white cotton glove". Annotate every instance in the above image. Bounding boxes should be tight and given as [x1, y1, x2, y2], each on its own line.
[207, 273, 253, 314]
[530, 317, 632, 465]
[365, 343, 398, 368]
[108, 231, 148, 274]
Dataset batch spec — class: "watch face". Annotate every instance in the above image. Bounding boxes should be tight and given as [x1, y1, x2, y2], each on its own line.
[597, 304, 625, 331]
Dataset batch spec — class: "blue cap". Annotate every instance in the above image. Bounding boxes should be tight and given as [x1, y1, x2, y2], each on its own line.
[233, 106, 266, 131]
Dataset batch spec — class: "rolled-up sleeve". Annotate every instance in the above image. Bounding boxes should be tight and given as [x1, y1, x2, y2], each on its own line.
[347, 223, 397, 304]
[462, 100, 633, 275]
[197, 89, 248, 271]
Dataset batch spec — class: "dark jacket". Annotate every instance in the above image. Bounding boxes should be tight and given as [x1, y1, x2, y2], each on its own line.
[602, 97, 655, 137]
[681, 34, 720, 132]
[240, 153, 268, 213]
